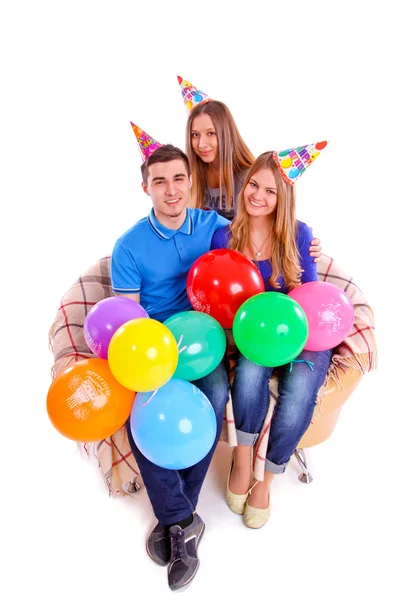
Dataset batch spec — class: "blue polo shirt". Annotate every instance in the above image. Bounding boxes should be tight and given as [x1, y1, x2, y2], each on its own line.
[111, 208, 229, 322]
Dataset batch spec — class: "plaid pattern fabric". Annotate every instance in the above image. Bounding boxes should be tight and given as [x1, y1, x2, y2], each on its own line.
[48, 254, 377, 493]
[48, 256, 141, 496]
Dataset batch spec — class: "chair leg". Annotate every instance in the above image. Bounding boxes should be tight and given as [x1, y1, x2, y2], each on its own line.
[122, 477, 142, 495]
[294, 449, 313, 484]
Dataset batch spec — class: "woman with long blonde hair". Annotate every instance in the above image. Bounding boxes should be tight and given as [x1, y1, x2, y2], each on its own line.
[211, 149, 332, 529]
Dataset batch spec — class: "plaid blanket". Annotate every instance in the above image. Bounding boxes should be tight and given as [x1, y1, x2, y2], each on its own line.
[48, 254, 377, 493]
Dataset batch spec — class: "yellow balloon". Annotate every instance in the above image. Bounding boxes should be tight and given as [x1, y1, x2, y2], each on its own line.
[108, 318, 178, 392]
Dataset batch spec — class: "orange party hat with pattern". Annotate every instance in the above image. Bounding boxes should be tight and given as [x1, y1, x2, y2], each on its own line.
[177, 75, 211, 113]
[273, 141, 328, 185]
[130, 122, 162, 162]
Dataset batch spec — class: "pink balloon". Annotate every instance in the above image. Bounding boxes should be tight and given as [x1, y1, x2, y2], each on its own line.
[288, 282, 354, 351]
[84, 297, 148, 358]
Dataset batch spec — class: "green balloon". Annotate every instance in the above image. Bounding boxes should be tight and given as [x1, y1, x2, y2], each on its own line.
[232, 292, 308, 367]
[164, 311, 227, 381]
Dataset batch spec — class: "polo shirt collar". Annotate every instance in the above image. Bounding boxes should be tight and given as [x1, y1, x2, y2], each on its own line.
[147, 208, 193, 240]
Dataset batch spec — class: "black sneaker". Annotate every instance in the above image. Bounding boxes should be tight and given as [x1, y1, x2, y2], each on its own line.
[167, 513, 205, 591]
[146, 522, 171, 566]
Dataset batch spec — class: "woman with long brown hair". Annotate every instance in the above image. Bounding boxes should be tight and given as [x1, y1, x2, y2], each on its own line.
[186, 98, 253, 221]
[211, 146, 332, 529]
[178, 75, 321, 258]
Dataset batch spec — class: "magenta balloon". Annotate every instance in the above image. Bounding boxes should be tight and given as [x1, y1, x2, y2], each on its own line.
[288, 281, 354, 351]
[84, 297, 149, 358]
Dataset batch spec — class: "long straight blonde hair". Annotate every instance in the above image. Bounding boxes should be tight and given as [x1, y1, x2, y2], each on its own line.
[185, 101, 254, 210]
[229, 152, 303, 291]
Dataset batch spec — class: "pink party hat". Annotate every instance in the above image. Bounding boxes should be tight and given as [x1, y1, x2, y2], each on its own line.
[130, 122, 162, 162]
[177, 75, 211, 113]
[273, 141, 328, 185]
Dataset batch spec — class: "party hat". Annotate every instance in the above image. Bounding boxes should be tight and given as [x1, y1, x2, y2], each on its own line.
[177, 75, 211, 113]
[273, 141, 328, 185]
[130, 122, 162, 162]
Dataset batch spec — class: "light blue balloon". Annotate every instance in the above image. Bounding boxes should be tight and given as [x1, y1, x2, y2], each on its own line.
[130, 378, 217, 469]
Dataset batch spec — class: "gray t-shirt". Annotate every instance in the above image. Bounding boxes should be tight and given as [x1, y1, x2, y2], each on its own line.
[203, 170, 248, 221]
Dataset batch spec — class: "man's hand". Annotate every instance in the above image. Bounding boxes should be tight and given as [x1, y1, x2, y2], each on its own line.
[309, 237, 322, 263]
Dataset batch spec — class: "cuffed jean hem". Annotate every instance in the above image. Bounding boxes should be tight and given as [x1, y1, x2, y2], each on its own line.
[236, 429, 259, 446]
[265, 458, 288, 475]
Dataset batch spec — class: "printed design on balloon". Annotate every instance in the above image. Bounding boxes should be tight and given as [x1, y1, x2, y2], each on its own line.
[85, 327, 102, 355]
[317, 301, 344, 334]
[187, 286, 211, 314]
[66, 371, 110, 420]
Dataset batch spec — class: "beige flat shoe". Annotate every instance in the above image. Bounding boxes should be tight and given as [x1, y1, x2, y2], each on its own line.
[244, 489, 271, 529]
[226, 452, 256, 515]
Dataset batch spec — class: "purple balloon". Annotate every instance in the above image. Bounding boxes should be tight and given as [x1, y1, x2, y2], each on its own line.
[84, 297, 148, 358]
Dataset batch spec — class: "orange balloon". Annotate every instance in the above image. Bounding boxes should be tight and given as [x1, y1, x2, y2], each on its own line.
[47, 358, 135, 442]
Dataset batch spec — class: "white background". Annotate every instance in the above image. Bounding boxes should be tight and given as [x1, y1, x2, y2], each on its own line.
[1, 1, 398, 599]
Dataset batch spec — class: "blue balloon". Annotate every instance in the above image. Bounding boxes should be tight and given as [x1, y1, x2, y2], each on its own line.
[130, 378, 217, 469]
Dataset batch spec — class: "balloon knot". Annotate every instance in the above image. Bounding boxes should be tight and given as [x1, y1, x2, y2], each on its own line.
[141, 389, 159, 407]
[177, 335, 187, 354]
[289, 359, 314, 373]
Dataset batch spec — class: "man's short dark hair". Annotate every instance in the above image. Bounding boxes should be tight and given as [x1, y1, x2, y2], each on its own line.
[141, 144, 191, 184]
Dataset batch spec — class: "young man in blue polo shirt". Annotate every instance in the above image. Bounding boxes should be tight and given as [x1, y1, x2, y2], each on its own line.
[111, 145, 230, 592]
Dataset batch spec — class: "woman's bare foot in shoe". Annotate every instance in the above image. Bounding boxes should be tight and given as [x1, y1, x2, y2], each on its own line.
[229, 447, 252, 495]
[247, 472, 274, 509]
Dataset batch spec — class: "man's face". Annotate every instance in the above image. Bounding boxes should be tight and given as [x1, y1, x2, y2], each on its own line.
[142, 159, 191, 221]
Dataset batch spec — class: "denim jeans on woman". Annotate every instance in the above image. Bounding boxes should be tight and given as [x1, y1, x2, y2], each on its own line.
[231, 348, 333, 474]
[126, 360, 230, 526]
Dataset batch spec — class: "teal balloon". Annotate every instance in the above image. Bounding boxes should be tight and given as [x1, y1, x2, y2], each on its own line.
[164, 311, 226, 381]
[232, 292, 309, 367]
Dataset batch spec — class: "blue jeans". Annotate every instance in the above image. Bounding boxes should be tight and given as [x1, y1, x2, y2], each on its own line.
[126, 361, 229, 526]
[231, 349, 333, 474]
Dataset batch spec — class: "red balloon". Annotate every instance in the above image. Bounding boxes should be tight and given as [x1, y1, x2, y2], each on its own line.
[186, 249, 265, 328]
